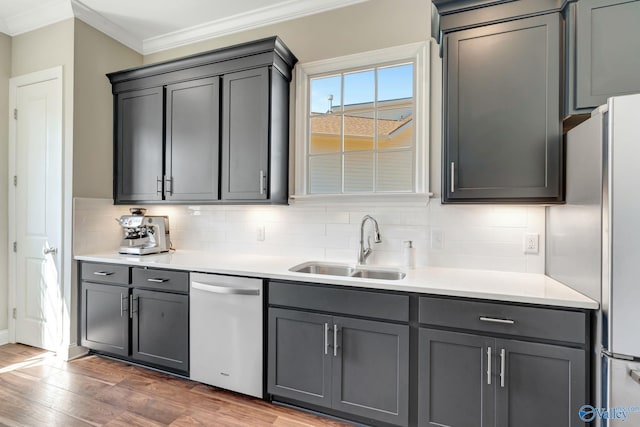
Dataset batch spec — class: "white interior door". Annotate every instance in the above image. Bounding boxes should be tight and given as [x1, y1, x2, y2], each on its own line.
[10, 68, 63, 352]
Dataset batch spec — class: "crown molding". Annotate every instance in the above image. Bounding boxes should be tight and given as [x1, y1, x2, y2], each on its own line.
[142, 0, 370, 54]
[71, 0, 143, 53]
[3, 0, 73, 36]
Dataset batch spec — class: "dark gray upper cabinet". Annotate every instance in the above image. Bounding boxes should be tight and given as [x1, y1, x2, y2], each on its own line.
[165, 77, 220, 202]
[115, 87, 164, 203]
[441, 13, 563, 203]
[221, 68, 270, 201]
[107, 36, 297, 205]
[565, 0, 640, 114]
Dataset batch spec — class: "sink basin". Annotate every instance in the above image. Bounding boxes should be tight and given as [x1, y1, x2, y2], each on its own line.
[289, 262, 406, 281]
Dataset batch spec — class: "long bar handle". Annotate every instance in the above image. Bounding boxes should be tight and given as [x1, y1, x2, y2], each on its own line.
[93, 271, 114, 276]
[480, 316, 515, 325]
[259, 170, 266, 195]
[333, 324, 339, 357]
[487, 346, 492, 385]
[147, 278, 169, 283]
[191, 281, 261, 296]
[451, 162, 455, 193]
[129, 294, 133, 319]
[156, 176, 162, 195]
[165, 176, 173, 195]
[500, 348, 506, 388]
[120, 293, 124, 317]
[324, 323, 329, 355]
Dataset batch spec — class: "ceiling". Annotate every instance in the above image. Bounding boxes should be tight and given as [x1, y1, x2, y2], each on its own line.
[0, 0, 369, 54]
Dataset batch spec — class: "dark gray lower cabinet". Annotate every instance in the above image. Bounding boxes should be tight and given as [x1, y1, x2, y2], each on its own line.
[268, 308, 409, 426]
[132, 289, 189, 373]
[419, 329, 586, 427]
[80, 282, 129, 357]
[419, 329, 494, 427]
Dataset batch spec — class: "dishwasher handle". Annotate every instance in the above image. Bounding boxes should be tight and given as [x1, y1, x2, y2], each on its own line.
[191, 281, 261, 296]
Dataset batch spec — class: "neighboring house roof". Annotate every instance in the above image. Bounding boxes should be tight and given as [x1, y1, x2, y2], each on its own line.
[311, 114, 413, 138]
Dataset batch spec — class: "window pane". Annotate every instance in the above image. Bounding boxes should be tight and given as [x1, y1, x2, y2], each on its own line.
[344, 152, 374, 192]
[378, 64, 414, 103]
[309, 154, 342, 193]
[310, 114, 341, 154]
[378, 106, 414, 150]
[344, 69, 374, 107]
[344, 110, 374, 152]
[310, 75, 341, 114]
[377, 150, 413, 192]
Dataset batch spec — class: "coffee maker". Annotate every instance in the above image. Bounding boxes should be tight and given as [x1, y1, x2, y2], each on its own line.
[117, 208, 171, 255]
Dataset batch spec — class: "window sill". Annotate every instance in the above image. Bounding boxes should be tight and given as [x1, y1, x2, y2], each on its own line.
[289, 193, 434, 207]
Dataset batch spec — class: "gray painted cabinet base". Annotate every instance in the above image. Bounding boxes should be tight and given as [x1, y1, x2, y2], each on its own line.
[80, 282, 129, 357]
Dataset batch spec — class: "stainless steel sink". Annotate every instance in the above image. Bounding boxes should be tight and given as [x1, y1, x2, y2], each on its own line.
[289, 261, 406, 281]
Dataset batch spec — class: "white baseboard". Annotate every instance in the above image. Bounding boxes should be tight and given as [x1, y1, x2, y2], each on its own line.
[0, 330, 8, 345]
[58, 343, 89, 361]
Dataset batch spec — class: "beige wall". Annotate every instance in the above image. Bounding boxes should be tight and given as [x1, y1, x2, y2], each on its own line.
[0, 33, 10, 332]
[73, 19, 142, 199]
[144, 0, 430, 64]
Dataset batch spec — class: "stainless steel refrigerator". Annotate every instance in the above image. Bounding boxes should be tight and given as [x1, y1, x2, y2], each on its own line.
[547, 93, 640, 426]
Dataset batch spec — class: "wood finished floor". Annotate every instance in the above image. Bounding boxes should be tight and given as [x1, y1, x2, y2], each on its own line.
[0, 344, 351, 427]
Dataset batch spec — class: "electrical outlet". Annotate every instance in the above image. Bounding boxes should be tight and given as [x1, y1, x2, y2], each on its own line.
[431, 227, 443, 250]
[523, 233, 539, 254]
[257, 225, 265, 241]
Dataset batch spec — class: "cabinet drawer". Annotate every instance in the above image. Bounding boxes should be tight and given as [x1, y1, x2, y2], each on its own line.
[81, 262, 130, 284]
[269, 281, 409, 323]
[132, 267, 188, 293]
[419, 296, 586, 344]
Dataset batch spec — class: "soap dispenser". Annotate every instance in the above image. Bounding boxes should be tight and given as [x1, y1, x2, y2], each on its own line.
[402, 240, 415, 269]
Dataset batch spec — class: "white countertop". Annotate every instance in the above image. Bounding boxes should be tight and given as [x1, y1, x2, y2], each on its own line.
[75, 250, 598, 310]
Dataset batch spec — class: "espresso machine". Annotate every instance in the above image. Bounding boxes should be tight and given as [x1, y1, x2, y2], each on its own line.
[117, 208, 171, 255]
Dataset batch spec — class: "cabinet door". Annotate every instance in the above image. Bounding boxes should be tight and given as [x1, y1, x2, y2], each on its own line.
[267, 308, 332, 407]
[132, 289, 189, 373]
[221, 68, 270, 201]
[332, 317, 409, 426]
[418, 329, 494, 427]
[115, 87, 164, 203]
[80, 282, 129, 357]
[443, 13, 562, 203]
[495, 339, 586, 427]
[575, 0, 640, 110]
[165, 77, 220, 202]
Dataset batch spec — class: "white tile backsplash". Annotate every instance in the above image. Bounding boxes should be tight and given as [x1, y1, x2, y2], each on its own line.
[73, 197, 546, 273]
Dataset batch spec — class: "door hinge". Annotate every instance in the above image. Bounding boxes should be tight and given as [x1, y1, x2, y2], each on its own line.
[13, 175, 17, 186]
[12, 308, 16, 320]
[12, 242, 17, 252]
[13, 109, 17, 120]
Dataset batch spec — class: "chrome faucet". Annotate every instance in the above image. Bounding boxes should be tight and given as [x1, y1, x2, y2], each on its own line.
[358, 215, 382, 265]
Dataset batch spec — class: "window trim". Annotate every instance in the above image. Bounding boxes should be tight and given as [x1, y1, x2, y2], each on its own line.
[293, 42, 430, 198]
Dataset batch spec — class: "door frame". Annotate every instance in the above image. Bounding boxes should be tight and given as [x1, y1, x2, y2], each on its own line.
[8, 66, 64, 350]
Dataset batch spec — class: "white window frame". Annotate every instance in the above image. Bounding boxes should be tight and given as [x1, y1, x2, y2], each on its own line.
[293, 42, 430, 201]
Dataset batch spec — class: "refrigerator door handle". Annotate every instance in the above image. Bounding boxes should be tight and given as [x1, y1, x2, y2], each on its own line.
[631, 369, 640, 384]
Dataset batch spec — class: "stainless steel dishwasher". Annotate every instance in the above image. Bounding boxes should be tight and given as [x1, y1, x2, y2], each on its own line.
[189, 272, 263, 398]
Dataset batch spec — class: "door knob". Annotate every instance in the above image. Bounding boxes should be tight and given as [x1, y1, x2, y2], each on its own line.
[43, 247, 58, 255]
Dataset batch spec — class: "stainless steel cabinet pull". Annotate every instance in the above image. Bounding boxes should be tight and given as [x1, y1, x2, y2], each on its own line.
[487, 346, 492, 385]
[156, 176, 162, 195]
[165, 176, 173, 195]
[129, 295, 133, 319]
[43, 247, 57, 255]
[451, 162, 455, 193]
[500, 348, 506, 388]
[93, 271, 113, 276]
[480, 316, 515, 325]
[324, 323, 329, 355]
[259, 170, 266, 195]
[120, 293, 124, 317]
[333, 324, 339, 357]
[147, 278, 169, 283]
[631, 370, 640, 384]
